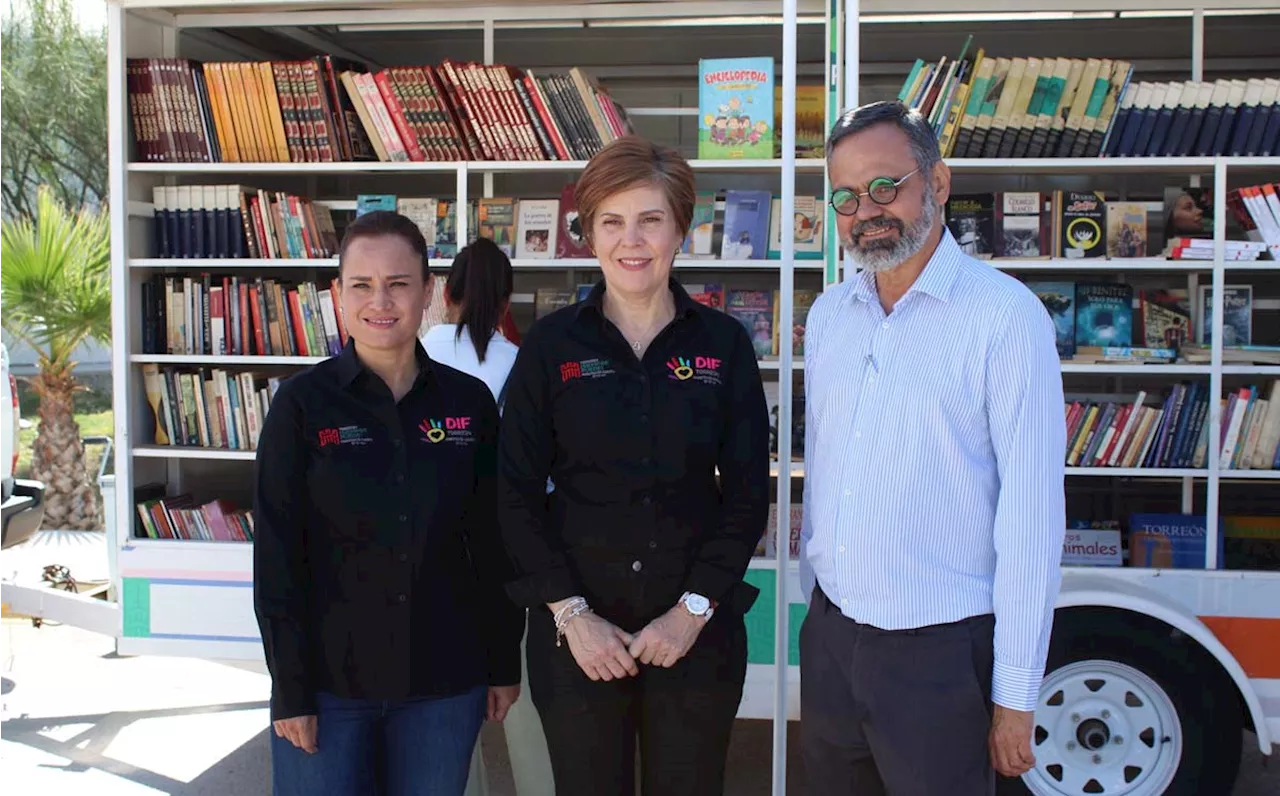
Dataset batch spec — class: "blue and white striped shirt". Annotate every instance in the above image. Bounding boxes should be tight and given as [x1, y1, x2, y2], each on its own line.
[800, 227, 1066, 712]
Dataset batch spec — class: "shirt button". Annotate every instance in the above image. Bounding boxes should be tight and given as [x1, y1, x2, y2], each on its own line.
[399, 514, 408, 523]
[841, 598, 849, 606]
[854, 431, 862, 439]
[398, 594, 407, 603]
[881, 321, 889, 330]
[866, 375, 874, 384]
[640, 414, 650, 425]
[641, 495, 652, 506]
[398, 552, 408, 562]
[843, 489, 851, 497]
[839, 545, 847, 553]
[649, 541, 657, 550]
[632, 560, 643, 572]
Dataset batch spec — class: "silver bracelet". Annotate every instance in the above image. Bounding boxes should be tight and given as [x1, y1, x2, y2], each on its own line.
[554, 598, 591, 647]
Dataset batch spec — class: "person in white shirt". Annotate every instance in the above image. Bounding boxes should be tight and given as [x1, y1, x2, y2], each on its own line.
[420, 237, 555, 795]
[421, 238, 520, 407]
[799, 100, 1066, 793]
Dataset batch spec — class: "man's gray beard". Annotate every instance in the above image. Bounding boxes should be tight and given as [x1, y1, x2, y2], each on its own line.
[841, 194, 938, 274]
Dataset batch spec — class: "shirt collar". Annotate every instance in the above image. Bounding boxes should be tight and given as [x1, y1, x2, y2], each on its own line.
[334, 336, 437, 392]
[573, 277, 702, 325]
[848, 226, 964, 306]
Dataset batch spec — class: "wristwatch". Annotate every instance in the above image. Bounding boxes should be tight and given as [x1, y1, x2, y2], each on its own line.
[680, 591, 715, 620]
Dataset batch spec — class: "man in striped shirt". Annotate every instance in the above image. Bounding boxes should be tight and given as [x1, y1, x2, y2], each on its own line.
[798, 100, 1066, 793]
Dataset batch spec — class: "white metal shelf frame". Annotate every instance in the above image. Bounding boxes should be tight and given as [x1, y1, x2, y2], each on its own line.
[105, 4, 1280, 795]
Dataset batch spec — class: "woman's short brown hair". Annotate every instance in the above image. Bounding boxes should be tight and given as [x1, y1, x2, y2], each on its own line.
[575, 136, 696, 246]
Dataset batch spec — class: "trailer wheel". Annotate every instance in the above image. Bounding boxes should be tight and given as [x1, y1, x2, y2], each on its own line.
[1010, 629, 1241, 796]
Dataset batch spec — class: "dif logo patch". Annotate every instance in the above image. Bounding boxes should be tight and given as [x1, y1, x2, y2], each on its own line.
[419, 416, 473, 445]
[667, 355, 723, 385]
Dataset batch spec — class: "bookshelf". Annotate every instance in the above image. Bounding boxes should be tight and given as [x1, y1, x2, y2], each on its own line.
[103, 2, 1280, 791]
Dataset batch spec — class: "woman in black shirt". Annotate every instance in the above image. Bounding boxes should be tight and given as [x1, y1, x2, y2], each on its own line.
[497, 136, 771, 795]
[253, 210, 523, 796]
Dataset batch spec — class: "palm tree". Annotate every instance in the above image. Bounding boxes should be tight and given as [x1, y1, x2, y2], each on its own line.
[1, 186, 111, 530]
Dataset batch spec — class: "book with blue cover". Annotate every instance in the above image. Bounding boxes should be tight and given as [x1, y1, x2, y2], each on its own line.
[1026, 281, 1076, 357]
[1129, 513, 1224, 569]
[721, 190, 772, 260]
[1075, 282, 1133, 348]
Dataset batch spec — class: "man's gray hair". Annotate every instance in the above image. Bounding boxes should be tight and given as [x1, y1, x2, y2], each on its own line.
[825, 100, 942, 172]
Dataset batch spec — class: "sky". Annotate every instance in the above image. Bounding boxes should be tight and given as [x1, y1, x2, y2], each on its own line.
[72, 0, 106, 30]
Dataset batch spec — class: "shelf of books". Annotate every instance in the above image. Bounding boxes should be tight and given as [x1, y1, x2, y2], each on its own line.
[106, 1, 1280, 737]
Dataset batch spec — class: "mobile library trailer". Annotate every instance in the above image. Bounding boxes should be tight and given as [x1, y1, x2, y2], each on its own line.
[4, 1, 1280, 794]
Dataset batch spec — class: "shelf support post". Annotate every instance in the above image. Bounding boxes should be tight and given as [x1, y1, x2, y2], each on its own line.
[1205, 158, 1226, 569]
[107, 0, 132, 633]
[484, 18, 495, 199]
[772, 2, 799, 794]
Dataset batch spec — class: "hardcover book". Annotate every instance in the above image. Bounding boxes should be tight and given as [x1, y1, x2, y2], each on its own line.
[945, 193, 996, 259]
[698, 57, 775, 160]
[1075, 282, 1133, 348]
[1026, 281, 1076, 357]
[1055, 190, 1107, 259]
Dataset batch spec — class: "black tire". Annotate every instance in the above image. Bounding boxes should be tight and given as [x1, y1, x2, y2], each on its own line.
[999, 618, 1242, 796]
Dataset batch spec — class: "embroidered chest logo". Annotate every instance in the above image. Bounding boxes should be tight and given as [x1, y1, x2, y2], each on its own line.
[318, 425, 373, 447]
[419, 416, 474, 446]
[560, 357, 615, 382]
[667, 355, 723, 386]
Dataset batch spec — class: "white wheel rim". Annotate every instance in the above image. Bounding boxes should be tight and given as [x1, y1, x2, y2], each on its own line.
[1022, 659, 1183, 796]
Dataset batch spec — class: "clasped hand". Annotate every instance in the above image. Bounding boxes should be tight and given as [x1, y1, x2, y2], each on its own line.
[559, 603, 707, 681]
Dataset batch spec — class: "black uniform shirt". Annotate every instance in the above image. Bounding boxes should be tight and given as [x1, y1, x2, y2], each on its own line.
[253, 339, 523, 721]
[498, 278, 771, 629]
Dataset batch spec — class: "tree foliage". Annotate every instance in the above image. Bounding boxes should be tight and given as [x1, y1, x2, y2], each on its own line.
[2, 0, 108, 219]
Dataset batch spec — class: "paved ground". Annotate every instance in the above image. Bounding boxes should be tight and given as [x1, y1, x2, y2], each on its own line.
[0, 619, 1275, 795]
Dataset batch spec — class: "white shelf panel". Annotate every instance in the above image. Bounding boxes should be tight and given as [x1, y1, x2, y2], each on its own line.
[131, 354, 327, 365]
[994, 258, 1209, 272]
[1222, 156, 1280, 171]
[1060, 364, 1211, 374]
[130, 257, 339, 269]
[1222, 366, 1280, 376]
[126, 159, 827, 175]
[1219, 470, 1280, 480]
[127, 257, 822, 272]
[945, 156, 1218, 174]
[133, 446, 256, 461]
[1223, 263, 1280, 271]
[1067, 468, 1208, 477]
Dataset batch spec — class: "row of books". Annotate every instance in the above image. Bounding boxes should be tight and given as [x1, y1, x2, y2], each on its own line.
[1228, 182, 1280, 260]
[1066, 384, 1209, 470]
[151, 185, 340, 260]
[140, 275, 348, 358]
[1065, 515, 1279, 570]
[126, 56, 630, 164]
[534, 284, 816, 361]
[1029, 281, 1257, 358]
[140, 364, 282, 451]
[904, 38, 1280, 159]
[1223, 381, 1280, 471]
[946, 187, 1276, 262]
[135, 490, 254, 542]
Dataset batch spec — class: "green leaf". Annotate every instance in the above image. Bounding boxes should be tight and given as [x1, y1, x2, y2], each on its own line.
[1, 185, 112, 372]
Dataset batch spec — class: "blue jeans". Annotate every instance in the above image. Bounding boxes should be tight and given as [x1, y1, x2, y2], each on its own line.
[271, 686, 487, 796]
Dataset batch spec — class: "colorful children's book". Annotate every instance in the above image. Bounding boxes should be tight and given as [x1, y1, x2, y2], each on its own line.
[698, 57, 775, 160]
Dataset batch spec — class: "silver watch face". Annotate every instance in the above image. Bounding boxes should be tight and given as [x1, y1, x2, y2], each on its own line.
[685, 594, 711, 615]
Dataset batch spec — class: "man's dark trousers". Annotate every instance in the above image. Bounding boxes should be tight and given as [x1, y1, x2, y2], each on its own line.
[800, 584, 997, 795]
